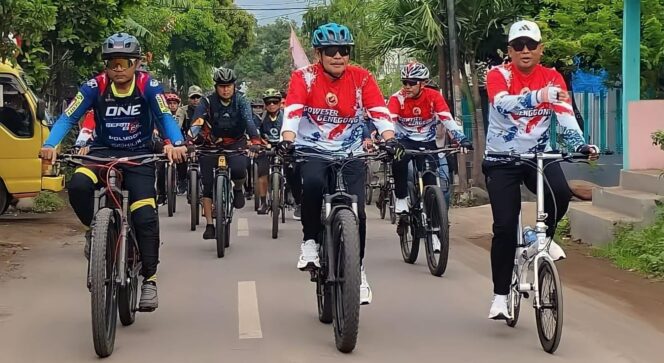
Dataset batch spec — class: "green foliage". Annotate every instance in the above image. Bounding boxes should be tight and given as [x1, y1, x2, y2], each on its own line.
[596, 206, 664, 278]
[376, 71, 402, 96]
[33, 191, 65, 213]
[651, 130, 664, 149]
[554, 215, 570, 243]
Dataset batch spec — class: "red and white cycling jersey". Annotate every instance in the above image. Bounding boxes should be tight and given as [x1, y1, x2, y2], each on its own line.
[486, 63, 585, 154]
[282, 63, 394, 154]
[387, 87, 465, 143]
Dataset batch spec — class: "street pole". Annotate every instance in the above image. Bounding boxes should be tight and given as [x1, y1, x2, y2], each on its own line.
[446, 0, 468, 191]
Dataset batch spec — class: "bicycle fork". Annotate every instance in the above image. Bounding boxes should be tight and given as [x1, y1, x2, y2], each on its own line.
[116, 190, 130, 289]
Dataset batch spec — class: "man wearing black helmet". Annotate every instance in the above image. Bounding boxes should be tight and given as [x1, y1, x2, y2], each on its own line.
[40, 33, 188, 311]
[188, 67, 261, 240]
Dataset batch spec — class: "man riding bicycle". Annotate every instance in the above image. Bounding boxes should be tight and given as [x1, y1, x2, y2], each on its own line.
[484, 20, 598, 320]
[40, 33, 187, 311]
[388, 62, 472, 217]
[279, 22, 402, 305]
[255, 89, 284, 214]
[175, 85, 203, 194]
[188, 67, 261, 240]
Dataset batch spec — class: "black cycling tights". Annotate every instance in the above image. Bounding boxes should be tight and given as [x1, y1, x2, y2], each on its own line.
[68, 149, 160, 279]
[483, 160, 571, 295]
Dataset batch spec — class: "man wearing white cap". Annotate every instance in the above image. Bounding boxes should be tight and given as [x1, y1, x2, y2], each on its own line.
[175, 85, 204, 194]
[483, 20, 598, 320]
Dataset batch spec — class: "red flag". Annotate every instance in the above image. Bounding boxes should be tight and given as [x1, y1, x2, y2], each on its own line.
[289, 26, 310, 69]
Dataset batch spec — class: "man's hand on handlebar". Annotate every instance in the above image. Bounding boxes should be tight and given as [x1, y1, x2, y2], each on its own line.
[459, 138, 474, 154]
[383, 138, 405, 161]
[577, 144, 600, 161]
[164, 144, 188, 163]
[277, 140, 294, 158]
[77, 146, 91, 156]
[40, 147, 57, 164]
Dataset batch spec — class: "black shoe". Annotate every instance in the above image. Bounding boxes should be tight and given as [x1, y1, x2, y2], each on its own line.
[244, 190, 253, 200]
[233, 189, 245, 209]
[203, 224, 215, 240]
[157, 195, 167, 206]
[177, 181, 187, 195]
[257, 203, 269, 215]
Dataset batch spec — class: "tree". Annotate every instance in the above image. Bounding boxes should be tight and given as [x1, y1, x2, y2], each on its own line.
[0, 0, 57, 68]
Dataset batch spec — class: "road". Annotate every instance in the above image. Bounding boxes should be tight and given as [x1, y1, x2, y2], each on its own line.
[0, 197, 662, 363]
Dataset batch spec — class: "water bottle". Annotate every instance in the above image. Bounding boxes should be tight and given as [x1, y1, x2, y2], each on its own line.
[522, 227, 537, 247]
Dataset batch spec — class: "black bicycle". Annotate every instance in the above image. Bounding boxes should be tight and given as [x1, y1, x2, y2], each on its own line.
[166, 162, 177, 217]
[197, 148, 244, 258]
[258, 147, 288, 239]
[376, 158, 396, 224]
[398, 147, 459, 277]
[58, 152, 165, 358]
[187, 152, 202, 231]
[296, 150, 385, 353]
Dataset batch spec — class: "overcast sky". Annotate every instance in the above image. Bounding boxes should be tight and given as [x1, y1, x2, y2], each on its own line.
[235, 0, 322, 25]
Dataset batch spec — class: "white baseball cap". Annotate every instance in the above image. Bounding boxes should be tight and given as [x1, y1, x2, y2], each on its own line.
[508, 20, 541, 43]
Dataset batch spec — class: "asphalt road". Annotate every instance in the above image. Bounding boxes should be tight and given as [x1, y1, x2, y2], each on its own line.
[0, 196, 662, 362]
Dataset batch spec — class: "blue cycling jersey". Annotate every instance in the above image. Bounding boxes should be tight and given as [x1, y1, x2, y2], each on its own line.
[44, 71, 184, 149]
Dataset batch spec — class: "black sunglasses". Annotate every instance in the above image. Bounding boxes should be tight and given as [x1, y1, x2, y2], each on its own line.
[265, 100, 281, 105]
[189, 95, 201, 100]
[509, 38, 540, 52]
[322, 45, 351, 57]
[402, 79, 419, 87]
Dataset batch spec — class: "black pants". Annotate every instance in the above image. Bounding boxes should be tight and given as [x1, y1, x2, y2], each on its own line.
[256, 154, 270, 177]
[285, 162, 302, 205]
[68, 149, 160, 278]
[393, 139, 438, 199]
[483, 159, 572, 295]
[177, 161, 188, 185]
[300, 151, 367, 260]
[200, 141, 248, 198]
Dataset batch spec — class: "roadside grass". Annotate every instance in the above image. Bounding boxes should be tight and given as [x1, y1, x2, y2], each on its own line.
[33, 191, 65, 213]
[554, 215, 571, 244]
[594, 206, 664, 278]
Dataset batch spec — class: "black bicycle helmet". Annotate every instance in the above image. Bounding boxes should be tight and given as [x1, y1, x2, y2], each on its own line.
[213, 67, 237, 85]
[102, 33, 141, 60]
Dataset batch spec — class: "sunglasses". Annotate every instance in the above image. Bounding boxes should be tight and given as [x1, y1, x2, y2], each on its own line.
[252, 105, 264, 109]
[509, 38, 540, 52]
[402, 79, 419, 87]
[265, 100, 281, 105]
[105, 58, 136, 71]
[189, 95, 201, 100]
[322, 45, 351, 57]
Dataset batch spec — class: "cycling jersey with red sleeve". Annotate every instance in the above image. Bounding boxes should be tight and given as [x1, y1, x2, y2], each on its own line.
[387, 87, 465, 143]
[75, 110, 96, 147]
[486, 63, 584, 154]
[282, 63, 394, 154]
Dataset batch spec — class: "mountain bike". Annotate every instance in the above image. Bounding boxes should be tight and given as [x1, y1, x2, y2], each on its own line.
[258, 147, 288, 239]
[376, 158, 396, 224]
[364, 162, 379, 206]
[166, 162, 177, 217]
[251, 157, 260, 211]
[297, 150, 385, 353]
[486, 151, 593, 354]
[58, 152, 165, 358]
[197, 148, 244, 258]
[397, 147, 460, 277]
[187, 152, 202, 231]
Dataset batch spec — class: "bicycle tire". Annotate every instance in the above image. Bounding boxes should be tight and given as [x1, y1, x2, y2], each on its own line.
[90, 208, 119, 358]
[167, 164, 176, 217]
[215, 175, 227, 258]
[423, 186, 450, 277]
[535, 259, 563, 354]
[389, 190, 396, 224]
[118, 239, 138, 327]
[189, 169, 199, 231]
[331, 209, 361, 353]
[271, 173, 280, 239]
[506, 272, 521, 328]
[253, 162, 260, 211]
[398, 213, 420, 264]
[317, 232, 333, 324]
[378, 189, 387, 220]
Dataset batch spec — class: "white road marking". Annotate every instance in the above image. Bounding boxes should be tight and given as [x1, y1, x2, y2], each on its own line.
[237, 217, 249, 237]
[238, 281, 262, 339]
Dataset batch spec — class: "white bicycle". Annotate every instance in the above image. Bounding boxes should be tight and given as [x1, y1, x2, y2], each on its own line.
[487, 151, 593, 354]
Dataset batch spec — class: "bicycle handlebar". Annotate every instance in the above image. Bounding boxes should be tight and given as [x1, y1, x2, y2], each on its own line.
[485, 151, 592, 161]
[293, 151, 388, 163]
[403, 147, 461, 156]
[57, 153, 166, 166]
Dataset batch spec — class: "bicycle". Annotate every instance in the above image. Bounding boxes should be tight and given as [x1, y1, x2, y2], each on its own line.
[258, 147, 288, 239]
[397, 147, 460, 277]
[58, 151, 165, 358]
[375, 158, 396, 224]
[197, 148, 245, 258]
[486, 151, 592, 354]
[364, 162, 379, 206]
[166, 162, 177, 217]
[251, 157, 260, 212]
[187, 152, 202, 231]
[296, 150, 385, 353]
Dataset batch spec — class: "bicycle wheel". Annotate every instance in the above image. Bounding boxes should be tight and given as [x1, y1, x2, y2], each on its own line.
[271, 173, 280, 239]
[506, 270, 521, 328]
[398, 214, 420, 264]
[253, 162, 260, 211]
[378, 189, 387, 220]
[118, 237, 138, 326]
[389, 190, 396, 224]
[317, 231, 333, 324]
[331, 209, 361, 353]
[189, 169, 199, 231]
[167, 164, 176, 217]
[423, 186, 450, 277]
[535, 258, 563, 353]
[90, 208, 119, 358]
[215, 175, 227, 258]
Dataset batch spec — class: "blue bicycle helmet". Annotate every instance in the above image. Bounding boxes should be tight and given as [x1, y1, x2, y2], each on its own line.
[311, 23, 355, 48]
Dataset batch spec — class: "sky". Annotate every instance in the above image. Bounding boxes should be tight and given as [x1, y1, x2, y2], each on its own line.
[235, 0, 323, 25]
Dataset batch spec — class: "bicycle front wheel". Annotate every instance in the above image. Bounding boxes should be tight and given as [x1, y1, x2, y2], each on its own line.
[506, 270, 521, 328]
[253, 162, 260, 211]
[118, 237, 138, 327]
[215, 175, 228, 258]
[167, 164, 176, 217]
[271, 173, 280, 239]
[535, 258, 563, 353]
[189, 169, 199, 231]
[389, 189, 396, 224]
[331, 209, 361, 353]
[423, 186, 450, 277]
[90, 208, 119, 358]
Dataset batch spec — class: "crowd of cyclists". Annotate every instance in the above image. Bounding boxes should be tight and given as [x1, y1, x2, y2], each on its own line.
[39, 19, 598, 330]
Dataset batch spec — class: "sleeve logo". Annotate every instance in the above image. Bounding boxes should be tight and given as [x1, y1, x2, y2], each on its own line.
[65, 92, 85, 117]
[150, 79, 159, 87]
[156, 94, 170, 113]
[86, 79, 98, 88]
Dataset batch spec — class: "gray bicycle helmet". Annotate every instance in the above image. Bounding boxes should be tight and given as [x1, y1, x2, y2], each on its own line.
[213, 67, 237, 85]
[102, 33, 141, 60]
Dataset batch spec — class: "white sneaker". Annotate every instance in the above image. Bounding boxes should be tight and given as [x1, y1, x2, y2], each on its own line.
[548, 240, 567, 261]
[431, 234, 441, 253]
[488, 294, 511, 320]
[360, 265, 372, 305]
[395, 198, 409, 214]
[297, 240, 320, 270]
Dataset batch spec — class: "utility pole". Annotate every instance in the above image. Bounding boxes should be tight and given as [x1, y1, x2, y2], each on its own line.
[446, 0, 468, 191]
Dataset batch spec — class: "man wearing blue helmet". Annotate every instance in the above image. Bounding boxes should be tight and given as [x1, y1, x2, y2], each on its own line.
[40, 33, 187, 311]
[278, 22, 403, 305]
